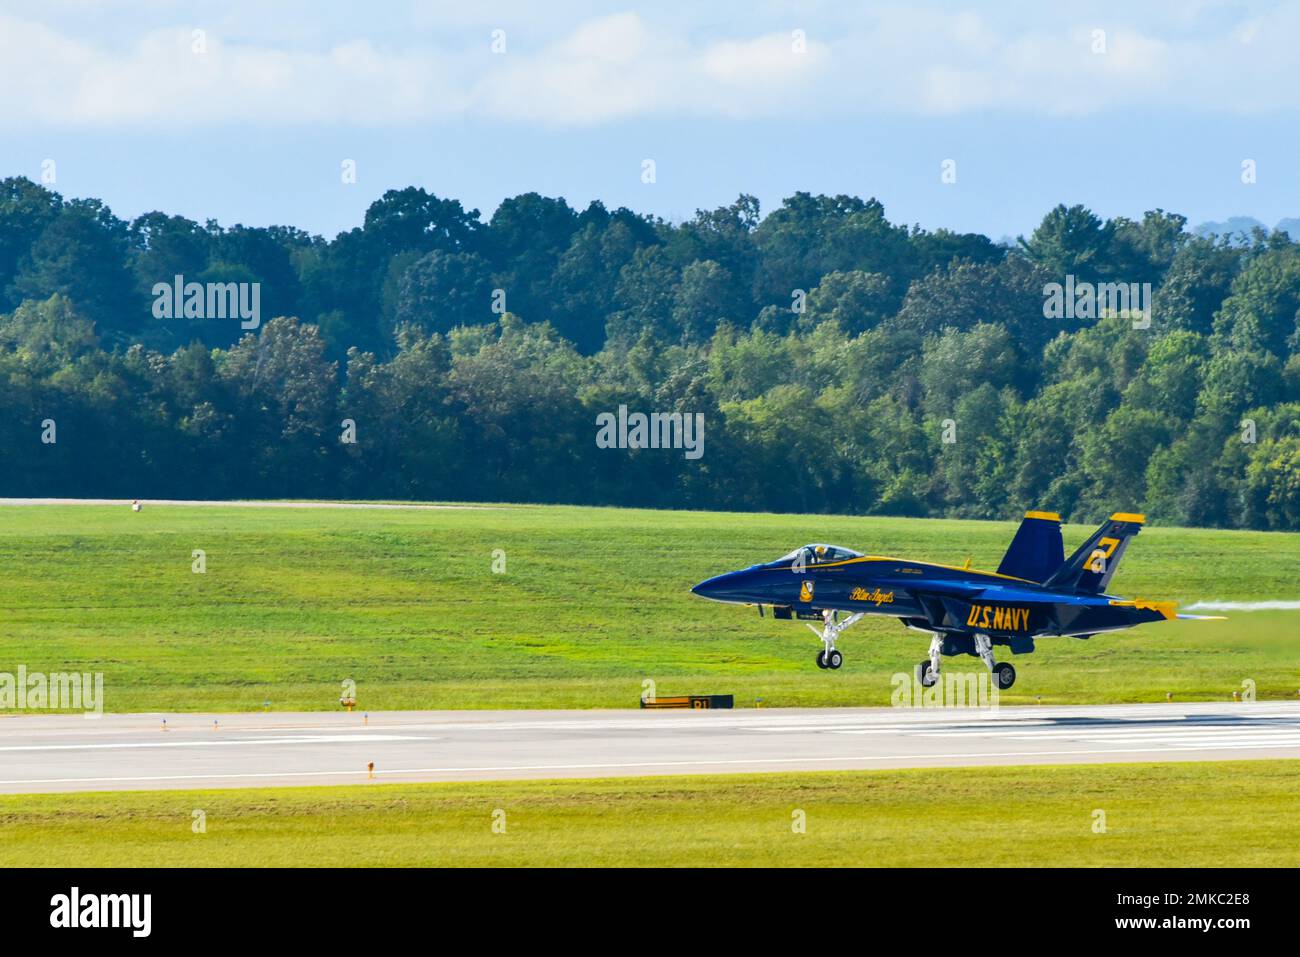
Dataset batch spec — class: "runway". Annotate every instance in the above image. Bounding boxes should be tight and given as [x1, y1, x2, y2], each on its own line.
[2, 702, 1300, 793]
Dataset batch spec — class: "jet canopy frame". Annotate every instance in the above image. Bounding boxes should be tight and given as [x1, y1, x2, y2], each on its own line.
[777, 543, 864, 566]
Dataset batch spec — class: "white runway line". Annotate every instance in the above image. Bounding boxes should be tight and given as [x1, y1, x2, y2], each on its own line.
[0, 734, 431, 753]
[4, 743, 1300, 789]
[3, 703, 1300, 793]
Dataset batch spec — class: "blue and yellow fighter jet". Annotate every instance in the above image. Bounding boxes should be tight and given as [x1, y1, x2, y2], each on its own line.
[691, 511, 1223, 689]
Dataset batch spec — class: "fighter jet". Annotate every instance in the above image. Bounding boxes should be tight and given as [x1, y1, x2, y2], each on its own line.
[690, 511, 1223, 689]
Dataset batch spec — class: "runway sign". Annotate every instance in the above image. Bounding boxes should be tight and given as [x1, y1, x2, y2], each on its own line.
[640, 694, 734, 710]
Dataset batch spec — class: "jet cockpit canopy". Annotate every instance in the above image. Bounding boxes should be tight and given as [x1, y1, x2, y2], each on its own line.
[776, 543, 864, 566]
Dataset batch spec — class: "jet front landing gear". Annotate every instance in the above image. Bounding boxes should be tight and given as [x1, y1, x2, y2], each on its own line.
[816, 649, 844, 670]
[807, 611, 861, 671]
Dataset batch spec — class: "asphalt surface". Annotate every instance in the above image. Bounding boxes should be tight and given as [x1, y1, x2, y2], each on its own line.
[2, 702, 1299, 793]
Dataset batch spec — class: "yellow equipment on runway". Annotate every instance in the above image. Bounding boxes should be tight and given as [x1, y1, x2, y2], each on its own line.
[640, 694, 734, 709]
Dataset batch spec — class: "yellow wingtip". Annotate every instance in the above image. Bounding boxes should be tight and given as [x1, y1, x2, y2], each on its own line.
[1109, 598, 1178, 620]
[1110, 512, 1146, 524]
[1024, 510, 1062, 522]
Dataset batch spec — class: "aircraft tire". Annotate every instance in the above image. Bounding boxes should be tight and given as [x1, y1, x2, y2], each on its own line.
[815, 651, 829, 669]
[993, 662, 1016, 690]
[917, 659, 938, 688]
[826, 650, 843, 670]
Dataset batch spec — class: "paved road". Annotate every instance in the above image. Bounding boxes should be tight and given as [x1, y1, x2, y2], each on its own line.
[2, 702, 1299, 793]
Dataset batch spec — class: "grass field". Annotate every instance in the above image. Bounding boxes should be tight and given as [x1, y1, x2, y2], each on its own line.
[0, 503, 1297, 712]
[0, 759, 1295, 867]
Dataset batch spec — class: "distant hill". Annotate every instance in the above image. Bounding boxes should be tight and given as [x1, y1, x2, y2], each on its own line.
[1192, 216, 1300, 242]
[1276, 218, 1300, 239]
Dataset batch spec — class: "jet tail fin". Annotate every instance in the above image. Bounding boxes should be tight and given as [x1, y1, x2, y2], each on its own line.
[1044, 512, 1145, 594]
[997, 510, 1065, 583]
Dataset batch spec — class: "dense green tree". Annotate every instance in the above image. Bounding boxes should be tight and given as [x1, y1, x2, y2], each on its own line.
[1019, 204, 1111, 282]
[1212, 245, 1300, 357]
[752, 193, 911, 311]
[550, 219, 650, 353]
[607, 246, 681, 347]
[10, 199, 137, 339]
[0, 177, 63, 312]
[895, 257, 1052, 355]
[919, 323, 1021, 416]
[672, 260, 738, 345]
[0, 295, 98, 372]
[1106, 209, 1189, 285]
[1152, 238, 1241, 336]
[799, 270, 894, 335]
[394, 250, 495, 336]
[0, 183, 1297, 528]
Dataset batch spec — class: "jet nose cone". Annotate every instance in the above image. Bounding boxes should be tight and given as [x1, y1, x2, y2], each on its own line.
[691, 573, 729, 599]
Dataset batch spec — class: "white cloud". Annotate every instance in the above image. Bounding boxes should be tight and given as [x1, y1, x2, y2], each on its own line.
[2, 3, 1300, 130]
[475, 14, 828, 125]
[0, 15, 464, 126]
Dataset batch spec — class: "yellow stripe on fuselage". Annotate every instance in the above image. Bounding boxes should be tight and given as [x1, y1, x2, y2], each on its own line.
[794, 556, 1036, 583]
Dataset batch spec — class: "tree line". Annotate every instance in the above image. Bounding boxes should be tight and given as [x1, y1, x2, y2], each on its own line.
[1, 176, 1298, 528]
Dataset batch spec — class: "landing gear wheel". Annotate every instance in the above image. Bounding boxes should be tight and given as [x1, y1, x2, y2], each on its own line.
[917, 659, 938, 688]
[825, 649, 843, 670]
[993, 662, 1016, 690]
[815, 651, 829, 669]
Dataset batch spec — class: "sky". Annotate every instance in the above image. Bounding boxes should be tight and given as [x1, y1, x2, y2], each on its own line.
[2, 0, 1299, 239]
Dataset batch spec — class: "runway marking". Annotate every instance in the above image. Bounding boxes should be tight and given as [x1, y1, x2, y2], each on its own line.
[2, 742, 1297, 788]
[8, 703, 1298, 739]
[0, 734, 428, 753]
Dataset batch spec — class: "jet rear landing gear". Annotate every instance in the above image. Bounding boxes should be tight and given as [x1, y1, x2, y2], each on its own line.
[916, 632, 943, 687]
[919, 632, 1017, 690]
[973, 632, 1017, 690]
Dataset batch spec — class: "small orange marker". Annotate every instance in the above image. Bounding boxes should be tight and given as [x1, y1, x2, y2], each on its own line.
[367, 761, 375, 780]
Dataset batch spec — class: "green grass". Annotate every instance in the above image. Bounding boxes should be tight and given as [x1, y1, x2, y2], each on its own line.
[0, 503, 1297, 711]
[1, 760, 1296, 866]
